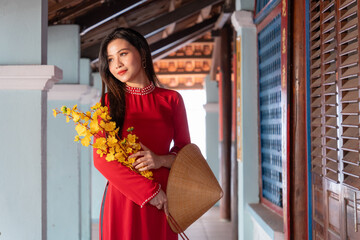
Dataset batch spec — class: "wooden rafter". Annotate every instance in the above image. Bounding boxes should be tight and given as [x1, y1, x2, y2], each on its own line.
[53, 0, 226, 62]
[49, 0, 102, 24]
[197, 5, 212, 23]
[75, 0, 150, 34]
[80, 0, 168, 48]
[162, 0, 178, 38]
[150, 15, 218, 60]
[48, 0, 79, 16]
[134, 0, 223, 38]
[83, 0, 214, 60]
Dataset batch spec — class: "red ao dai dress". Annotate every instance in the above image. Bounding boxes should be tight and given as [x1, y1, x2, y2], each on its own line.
[93, 83, 191, 240]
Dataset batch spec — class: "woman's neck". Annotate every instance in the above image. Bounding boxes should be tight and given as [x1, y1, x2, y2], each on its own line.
[125, 78, 151, 88]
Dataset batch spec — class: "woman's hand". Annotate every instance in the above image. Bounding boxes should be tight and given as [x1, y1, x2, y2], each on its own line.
[149, 189, 169, 216]
[130, 143, 176, 171]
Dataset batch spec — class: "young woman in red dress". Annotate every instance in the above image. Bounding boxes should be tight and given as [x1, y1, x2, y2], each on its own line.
[93, 28, 190, 240]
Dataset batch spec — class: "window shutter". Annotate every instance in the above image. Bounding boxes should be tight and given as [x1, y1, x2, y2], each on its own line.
[322, 0, 340, 183]
[256, 0, 272, 14]
[310, 0, 324, 177]
[338, 0, 360, 190]
[258, 14, 283, 208]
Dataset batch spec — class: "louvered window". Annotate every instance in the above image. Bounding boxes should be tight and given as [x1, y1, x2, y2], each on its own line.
[309, 0, 360, 189]
[258, 14, 283, 208]
[256, 0, 272, 13]
[310, 0, 324, 178]
[339, 0, 360, 189]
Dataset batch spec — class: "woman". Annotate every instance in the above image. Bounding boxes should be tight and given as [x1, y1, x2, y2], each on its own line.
[93, 27, 190, 240]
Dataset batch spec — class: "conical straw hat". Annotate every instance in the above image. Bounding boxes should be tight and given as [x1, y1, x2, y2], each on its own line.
[166, 143, 223, 233]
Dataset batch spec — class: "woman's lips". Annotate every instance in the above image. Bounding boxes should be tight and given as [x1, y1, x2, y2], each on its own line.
[117, 70, 127, 75]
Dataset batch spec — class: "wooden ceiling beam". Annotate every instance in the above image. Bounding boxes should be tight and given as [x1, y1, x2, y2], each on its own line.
[86, 14, 218, 63]
[213, 11, 232, 30]
[133, 0, 224, 38]
[76, 0, 149, 35]
[49, 0, 78, 16]
[150, 15, 218, 60]
[162, 0, 178, 38]
[197, 5, 212, 23]
[49, 0, 102, 24]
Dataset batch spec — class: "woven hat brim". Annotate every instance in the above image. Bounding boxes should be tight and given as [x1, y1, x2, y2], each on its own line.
[167, 143, 223, 233]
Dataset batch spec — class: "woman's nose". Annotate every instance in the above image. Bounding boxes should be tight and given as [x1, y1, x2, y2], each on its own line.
[115, 58, 123, 68]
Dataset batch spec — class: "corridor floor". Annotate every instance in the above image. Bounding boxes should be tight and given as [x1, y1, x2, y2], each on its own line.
[92, 206, 232, 240]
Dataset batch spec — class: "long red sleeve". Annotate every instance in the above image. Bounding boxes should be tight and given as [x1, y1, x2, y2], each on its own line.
[92, 111, 160, 207]
[170, 92, 191, 154]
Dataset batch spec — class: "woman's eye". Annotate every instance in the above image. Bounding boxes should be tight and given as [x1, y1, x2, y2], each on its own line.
[108, 58, 113, 63]
[120, 52, 128, 56]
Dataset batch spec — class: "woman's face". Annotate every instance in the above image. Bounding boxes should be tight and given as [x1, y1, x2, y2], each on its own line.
[107, 38, 147, 87]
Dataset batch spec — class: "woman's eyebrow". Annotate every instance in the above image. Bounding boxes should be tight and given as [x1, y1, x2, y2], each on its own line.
[108, 48, 130, 57]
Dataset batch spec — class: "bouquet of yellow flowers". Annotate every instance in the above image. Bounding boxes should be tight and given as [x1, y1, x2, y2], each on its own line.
[53, 103, 153, 180]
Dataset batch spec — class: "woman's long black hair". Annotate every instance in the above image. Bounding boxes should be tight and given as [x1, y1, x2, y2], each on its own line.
[98, 28, 160, 135]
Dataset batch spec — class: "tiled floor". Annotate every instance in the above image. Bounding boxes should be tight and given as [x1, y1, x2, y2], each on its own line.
[184, 206, 232, 240]
[92, 206, 232, 240]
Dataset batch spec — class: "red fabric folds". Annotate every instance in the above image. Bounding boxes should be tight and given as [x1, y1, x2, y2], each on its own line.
[93, 86, 190, 240]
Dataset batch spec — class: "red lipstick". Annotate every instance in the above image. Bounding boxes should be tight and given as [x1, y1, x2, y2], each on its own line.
[118, 70, 127, 75]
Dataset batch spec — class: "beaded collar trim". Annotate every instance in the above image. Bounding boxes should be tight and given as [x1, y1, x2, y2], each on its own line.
[125, 82, 155, 95]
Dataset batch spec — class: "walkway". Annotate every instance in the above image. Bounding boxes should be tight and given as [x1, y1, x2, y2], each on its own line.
[92, 206, 232, 240]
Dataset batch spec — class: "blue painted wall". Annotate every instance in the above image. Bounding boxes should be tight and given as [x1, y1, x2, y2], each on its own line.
[90, 72, 107, 221]
[47, 100, 81, 239]
[48, 25, 80, 84]
[204, 75, 220, 183]
[0, 90, 47, 239]
[0, 0, 47, 64]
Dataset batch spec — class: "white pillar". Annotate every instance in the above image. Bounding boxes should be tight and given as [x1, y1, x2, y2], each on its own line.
[90, 72, 107, 222]
[80, 58, 92, 86]
[0, 65, 62, 240]
[204, 75, 220, 183]
[48, 25, 80, 84]
[47, 85, 97, 240]
[79, 65, 99, 239]
[231, 10, 259, 240]
[0, 0, 48, 64]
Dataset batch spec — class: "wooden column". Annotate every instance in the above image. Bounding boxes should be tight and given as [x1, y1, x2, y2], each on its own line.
[290, 0, 308, 239]
[219, 24, 232, 220]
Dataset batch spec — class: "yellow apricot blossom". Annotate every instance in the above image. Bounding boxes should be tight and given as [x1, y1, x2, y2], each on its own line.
[105, 147, 116, 162]
[91, 102, 101, 110]
[127, 134, 137, 144]
[81, 135, 91, 147]
[115, 152, 126, 161]
[52, 103, 153, 179]
[93, 137, 107, 150]
[72, 112, 80, 122]
[100, 121, 116, 132]
[75, 124, 87, 136]
[107, 136, 118, 147]
[90, 120, 100, 133]
[61, 106, 67, 114]
[97, 149, 106, 157]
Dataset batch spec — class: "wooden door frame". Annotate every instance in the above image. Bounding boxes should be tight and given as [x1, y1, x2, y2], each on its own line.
[255, 1, 293, 239]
